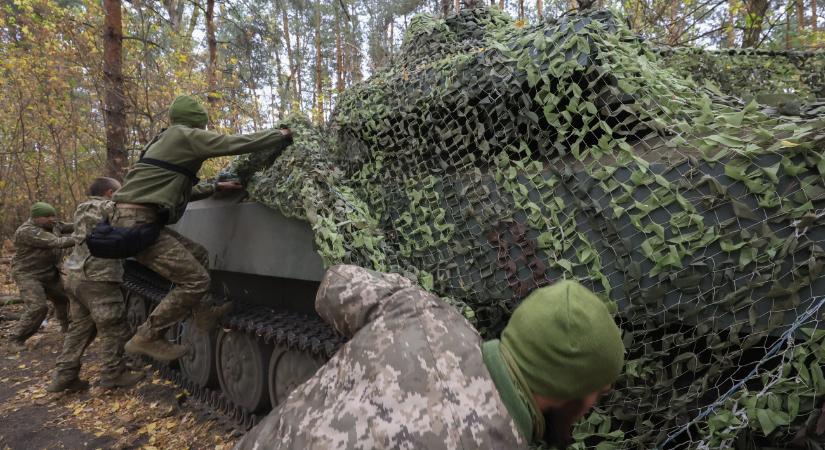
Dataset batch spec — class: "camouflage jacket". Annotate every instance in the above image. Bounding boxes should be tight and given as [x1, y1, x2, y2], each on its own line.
[63, 196, 123, 282]
[236, 265, 526, 450]
[11, 219, 76, 279]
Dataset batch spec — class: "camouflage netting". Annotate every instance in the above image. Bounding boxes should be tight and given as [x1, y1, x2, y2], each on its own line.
[232, 7, 825, 449]
[658, 47, 825, 105]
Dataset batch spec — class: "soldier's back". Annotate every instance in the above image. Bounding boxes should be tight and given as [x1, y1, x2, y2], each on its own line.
[237, 266, 525, 450]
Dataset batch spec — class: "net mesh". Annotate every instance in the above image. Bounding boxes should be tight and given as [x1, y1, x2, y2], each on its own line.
[232, 7, 825, 448]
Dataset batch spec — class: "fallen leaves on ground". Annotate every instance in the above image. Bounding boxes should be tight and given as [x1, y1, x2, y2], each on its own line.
[0, 298, 237, 450]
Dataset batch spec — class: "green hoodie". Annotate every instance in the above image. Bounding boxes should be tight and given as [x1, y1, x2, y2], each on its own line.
[113, 96, 292, 223]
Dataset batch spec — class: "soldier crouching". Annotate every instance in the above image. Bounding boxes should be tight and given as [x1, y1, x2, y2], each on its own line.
[236, 265, 625, 449]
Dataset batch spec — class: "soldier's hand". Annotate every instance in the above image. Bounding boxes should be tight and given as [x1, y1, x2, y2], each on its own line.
[216, 181, 243, 191]
[280, 128, 293, 138]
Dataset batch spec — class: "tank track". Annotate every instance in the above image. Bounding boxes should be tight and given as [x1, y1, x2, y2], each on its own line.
[122, 262, 344, 432]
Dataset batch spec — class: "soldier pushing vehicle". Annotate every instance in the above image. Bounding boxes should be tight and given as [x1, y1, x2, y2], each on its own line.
[7, 202, 76, 351]
[236, 265, 625, 449]
[47, 177, 145, 393]
[98, 95, 294, 363]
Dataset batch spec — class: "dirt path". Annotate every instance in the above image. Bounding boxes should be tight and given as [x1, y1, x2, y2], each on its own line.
[0, 303, 238, 450]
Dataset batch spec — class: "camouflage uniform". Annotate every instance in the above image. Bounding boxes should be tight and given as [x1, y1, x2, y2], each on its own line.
[111, 206, 210, 339]
[236, 265, 526, 450]
[112, 116, 291, 342]
[10, 220, 75, 342]
[54, 197, 129, 384]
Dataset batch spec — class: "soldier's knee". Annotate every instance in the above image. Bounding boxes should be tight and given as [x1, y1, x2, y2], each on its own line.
[193, 246, 209, 268]
[74, 317, 96, 334]
[181, 269, 210, 297]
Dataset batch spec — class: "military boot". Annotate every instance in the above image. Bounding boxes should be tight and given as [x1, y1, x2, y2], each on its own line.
[192, 302, 234, 332]
[100, 370, 145, 390]
[124, 333, 188, 363]
[46, 377, 90, 393]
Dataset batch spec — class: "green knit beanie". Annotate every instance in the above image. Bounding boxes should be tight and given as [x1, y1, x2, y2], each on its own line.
[169, 95, 209, 129]
[501, 280, 625, 400]
[30, 202, 57, 218]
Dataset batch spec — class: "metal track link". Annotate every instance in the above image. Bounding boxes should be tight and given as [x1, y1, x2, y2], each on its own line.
[122, 262, 344, 431]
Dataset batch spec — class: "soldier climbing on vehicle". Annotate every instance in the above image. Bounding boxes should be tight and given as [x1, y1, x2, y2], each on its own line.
[47, 177, 146, 393]
[236, 264, 625, 450]
[7, 202, 76, 351]
[103, 95, 294, 363]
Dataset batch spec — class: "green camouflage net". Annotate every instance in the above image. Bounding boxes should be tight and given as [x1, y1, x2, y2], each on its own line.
[233, 8, 825, 449]
[658, 47, 825, 106]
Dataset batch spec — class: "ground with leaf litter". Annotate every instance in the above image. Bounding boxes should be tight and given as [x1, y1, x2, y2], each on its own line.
[0, 260, 238, 449]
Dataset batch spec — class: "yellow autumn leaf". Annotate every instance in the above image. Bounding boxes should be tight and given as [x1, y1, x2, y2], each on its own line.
[780, 140, 799, 147]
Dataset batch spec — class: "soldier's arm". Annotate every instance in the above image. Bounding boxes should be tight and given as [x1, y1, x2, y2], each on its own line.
[185, 127, 293, 159]
[314, 264, 415, 338]
[190, 182, 217, 201]
[191, 181, 244, 202]
[17, 226, 76, 249]
[55, 221, 75, 234]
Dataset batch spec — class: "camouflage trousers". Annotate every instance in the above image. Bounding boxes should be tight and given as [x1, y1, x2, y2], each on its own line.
[12, 273, 70, 342]
[55, 275, 129, 382]
[113, 206, 210, 340]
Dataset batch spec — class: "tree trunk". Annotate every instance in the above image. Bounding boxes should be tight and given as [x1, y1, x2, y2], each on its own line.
[498, 0, 504, 9]
[518, 0, 524, 20]
[335, 2, 344, 93]
[667, 1, 682, 45]
[162, 0, 185, 33]
[742, 0, 770, 47]
[786, 2, 793, 48]
[455, 0, 461, 11]
[441, 0, 452, 15]
[206, 0, 218, 105]
[349, 3, 362, 83]
[281, 1, 298, 111]
[537, 0, 543, 19]
[726, 0, 737, 47]
[103, 0, 127, 179]
[812, 0, 818, 31]
[314, 3, 323, 124]
[186, 0, 201, 44]
[296, 24, 303, 110]
[796, 0, 805, 30]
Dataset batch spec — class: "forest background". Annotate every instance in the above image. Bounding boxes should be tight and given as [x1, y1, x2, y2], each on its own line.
[0, 0, 822, 235]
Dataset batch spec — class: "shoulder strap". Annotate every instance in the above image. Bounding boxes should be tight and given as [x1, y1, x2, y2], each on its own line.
[139, 157, 200, 186]
[137, 128, 199, 186]
[139, 128, 166, 160]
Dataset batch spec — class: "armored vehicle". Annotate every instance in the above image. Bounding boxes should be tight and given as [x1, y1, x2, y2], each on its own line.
[124, 7, 825, 448]
[122, 191, 342, 428]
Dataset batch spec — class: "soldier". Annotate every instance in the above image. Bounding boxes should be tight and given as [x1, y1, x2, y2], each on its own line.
[8, 202, 76, 351]
[46, 177, 146, 393]
[236, 265, 625, 450]
[112, 95, 294, 362]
